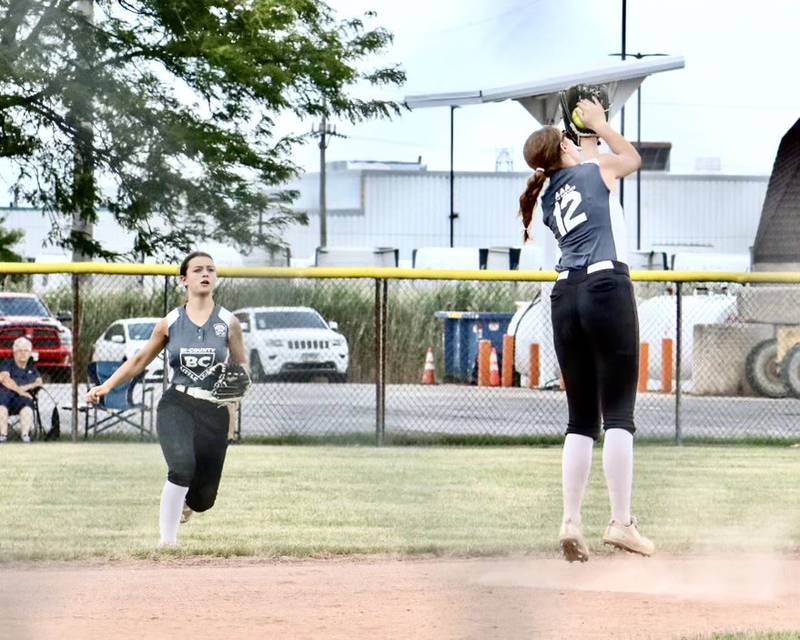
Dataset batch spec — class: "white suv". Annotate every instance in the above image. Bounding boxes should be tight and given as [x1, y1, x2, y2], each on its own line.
[91, 317, 164, 382]
[233, 306, 349, 382]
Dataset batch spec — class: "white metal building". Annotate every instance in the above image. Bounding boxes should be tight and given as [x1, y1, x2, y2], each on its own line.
[282, 165, 769, 266]
[3, 166, 768, 267]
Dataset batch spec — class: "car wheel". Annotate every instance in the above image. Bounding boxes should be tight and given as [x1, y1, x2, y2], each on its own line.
[745, 339, 787, 398]
[782, 344, 800, 399]
[250, 351, 266, 382]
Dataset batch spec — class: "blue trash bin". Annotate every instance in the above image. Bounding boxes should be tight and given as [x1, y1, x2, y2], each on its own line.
[434, 311, 514, 383]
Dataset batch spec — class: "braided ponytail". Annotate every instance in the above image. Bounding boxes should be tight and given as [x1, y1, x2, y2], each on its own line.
[520, 171, 547, 243]
[518, 126, 564, 243]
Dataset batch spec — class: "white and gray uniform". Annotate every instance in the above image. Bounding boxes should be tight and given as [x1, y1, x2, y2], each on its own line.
[157, 304, 234, 512]
[540, 159, 639, 440]
[166, 305, 234, 391]
[541, 159, 628, 271]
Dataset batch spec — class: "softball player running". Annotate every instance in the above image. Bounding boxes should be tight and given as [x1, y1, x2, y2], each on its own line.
[519, 96, 654, 562]
[86, 251, 249, 548]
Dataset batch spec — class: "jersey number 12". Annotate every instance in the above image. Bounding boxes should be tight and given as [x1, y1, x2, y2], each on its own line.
[554, 191, 587, 237]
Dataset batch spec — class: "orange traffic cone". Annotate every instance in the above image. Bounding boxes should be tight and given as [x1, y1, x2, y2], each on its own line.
[421, 347, 436, 385]
[489, 347, 500, 387]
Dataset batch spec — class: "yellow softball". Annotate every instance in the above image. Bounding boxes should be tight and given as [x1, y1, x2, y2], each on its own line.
[571, 107, 586, 130]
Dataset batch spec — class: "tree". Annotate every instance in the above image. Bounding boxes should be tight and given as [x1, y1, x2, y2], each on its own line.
[0, 218, 24, 262]
[0, 0, 405, 259]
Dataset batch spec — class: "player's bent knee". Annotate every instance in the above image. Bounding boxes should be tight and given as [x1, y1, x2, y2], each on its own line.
[167, 469, 194, 487]
[187, 490, 217, 513]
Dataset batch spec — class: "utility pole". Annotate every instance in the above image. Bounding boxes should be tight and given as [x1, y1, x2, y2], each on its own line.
[609, 49, 670, 250]
[311, 116, 344, 248]
[449, 106, 457, 247]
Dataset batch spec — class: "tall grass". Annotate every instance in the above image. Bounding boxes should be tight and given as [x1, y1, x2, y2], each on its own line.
[36, 276, 540, 383]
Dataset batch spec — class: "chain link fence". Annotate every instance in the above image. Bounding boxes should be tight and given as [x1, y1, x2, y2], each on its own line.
[2, 265, 800, 444]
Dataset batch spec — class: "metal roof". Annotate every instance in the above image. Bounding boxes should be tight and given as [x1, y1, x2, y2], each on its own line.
[753, 118, 800, 265]
[404, 56, 685, 124]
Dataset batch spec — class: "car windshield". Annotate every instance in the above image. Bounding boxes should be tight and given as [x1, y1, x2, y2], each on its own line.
[128, 322, 156, 341]
[255, 311, 327, 330]
[0, 297, 49, 317]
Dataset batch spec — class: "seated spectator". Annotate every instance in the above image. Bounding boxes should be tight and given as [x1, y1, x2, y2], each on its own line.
[0, 337, 43, 443]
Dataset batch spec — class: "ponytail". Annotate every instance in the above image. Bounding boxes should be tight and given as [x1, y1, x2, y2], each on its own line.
[519, 126, 563, 243]
[519, 171, 547, 243]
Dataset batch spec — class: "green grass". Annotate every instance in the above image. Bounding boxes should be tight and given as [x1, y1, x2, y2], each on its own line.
[1, 443, 800, 561]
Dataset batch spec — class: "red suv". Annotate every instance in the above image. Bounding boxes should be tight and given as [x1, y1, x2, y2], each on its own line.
[0, 293, 73, 381]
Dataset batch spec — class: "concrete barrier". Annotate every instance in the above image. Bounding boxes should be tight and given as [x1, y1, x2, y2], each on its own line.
[692, 323, 774, 395]
[737, 286, 800, 324]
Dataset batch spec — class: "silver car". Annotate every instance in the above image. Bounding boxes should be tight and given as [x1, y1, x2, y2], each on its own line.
[91, 317, 164, 382]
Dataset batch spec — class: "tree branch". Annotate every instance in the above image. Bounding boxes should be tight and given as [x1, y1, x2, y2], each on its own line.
[0, 90, 46, 110]
[18, 0, 68, 53]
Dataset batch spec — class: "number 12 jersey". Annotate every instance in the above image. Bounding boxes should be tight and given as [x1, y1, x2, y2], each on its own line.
[540, 159, 629, 271]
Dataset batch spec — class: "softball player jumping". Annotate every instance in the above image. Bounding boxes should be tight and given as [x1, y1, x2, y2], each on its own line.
[519, 96, 654, 562]
[86, 251, 249, 548]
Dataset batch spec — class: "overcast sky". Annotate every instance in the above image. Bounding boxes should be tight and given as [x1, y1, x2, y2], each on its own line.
[286, 0, 800, 176]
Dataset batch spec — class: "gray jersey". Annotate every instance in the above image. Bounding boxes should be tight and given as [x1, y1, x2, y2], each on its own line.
[541, 159, 628, 270]
[165, 305, 233, 390]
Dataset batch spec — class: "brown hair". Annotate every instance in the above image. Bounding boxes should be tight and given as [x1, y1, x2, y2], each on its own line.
[179, 251, 214, 276]
[519, 126, 564, 242]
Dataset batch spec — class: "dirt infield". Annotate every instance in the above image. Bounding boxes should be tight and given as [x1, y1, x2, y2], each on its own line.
[2, 553, 800, 640]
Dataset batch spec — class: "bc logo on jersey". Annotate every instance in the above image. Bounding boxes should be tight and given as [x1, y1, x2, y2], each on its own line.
[179, 347, 217, 381]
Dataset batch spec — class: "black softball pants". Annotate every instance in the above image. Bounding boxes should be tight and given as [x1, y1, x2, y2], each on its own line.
[156, 387, 229, 512]
[549, 263, 639, 440]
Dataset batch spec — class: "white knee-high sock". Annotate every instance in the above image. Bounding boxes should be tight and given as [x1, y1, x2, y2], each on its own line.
[603, 429, 634, 525]
[562, 434, 594, 525]
[159, 481, 189, 544]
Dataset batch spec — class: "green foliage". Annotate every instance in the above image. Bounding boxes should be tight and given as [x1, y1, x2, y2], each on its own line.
[40, 276, 176, 378]
[0, 0, 405, 259]
[0, 216, 24, 262]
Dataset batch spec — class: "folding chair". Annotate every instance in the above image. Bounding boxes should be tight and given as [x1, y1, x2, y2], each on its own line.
[83, 361, 155, 440]
[2, 357, 45, 441]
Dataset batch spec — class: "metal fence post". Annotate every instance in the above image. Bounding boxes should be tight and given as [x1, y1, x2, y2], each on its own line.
[381, 278, 388, 442]
[70, 274, 81, 443]
[374, 278, 387, 446]
[674, 282, 683, 445]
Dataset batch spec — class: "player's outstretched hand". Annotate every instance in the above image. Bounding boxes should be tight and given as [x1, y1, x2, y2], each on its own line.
[85, 384, 109, 406]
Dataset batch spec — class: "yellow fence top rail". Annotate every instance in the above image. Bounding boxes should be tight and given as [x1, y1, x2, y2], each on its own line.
[2, 262, 800, 284]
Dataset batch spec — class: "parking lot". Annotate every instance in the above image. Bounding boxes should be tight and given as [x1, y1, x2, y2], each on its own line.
[29, 382, 800, 442]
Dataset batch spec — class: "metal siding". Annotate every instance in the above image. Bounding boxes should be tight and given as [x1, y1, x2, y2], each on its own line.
[287, 171, 769, 262]
[4, 208, 140, 258]
[626, 174, 768, 253]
